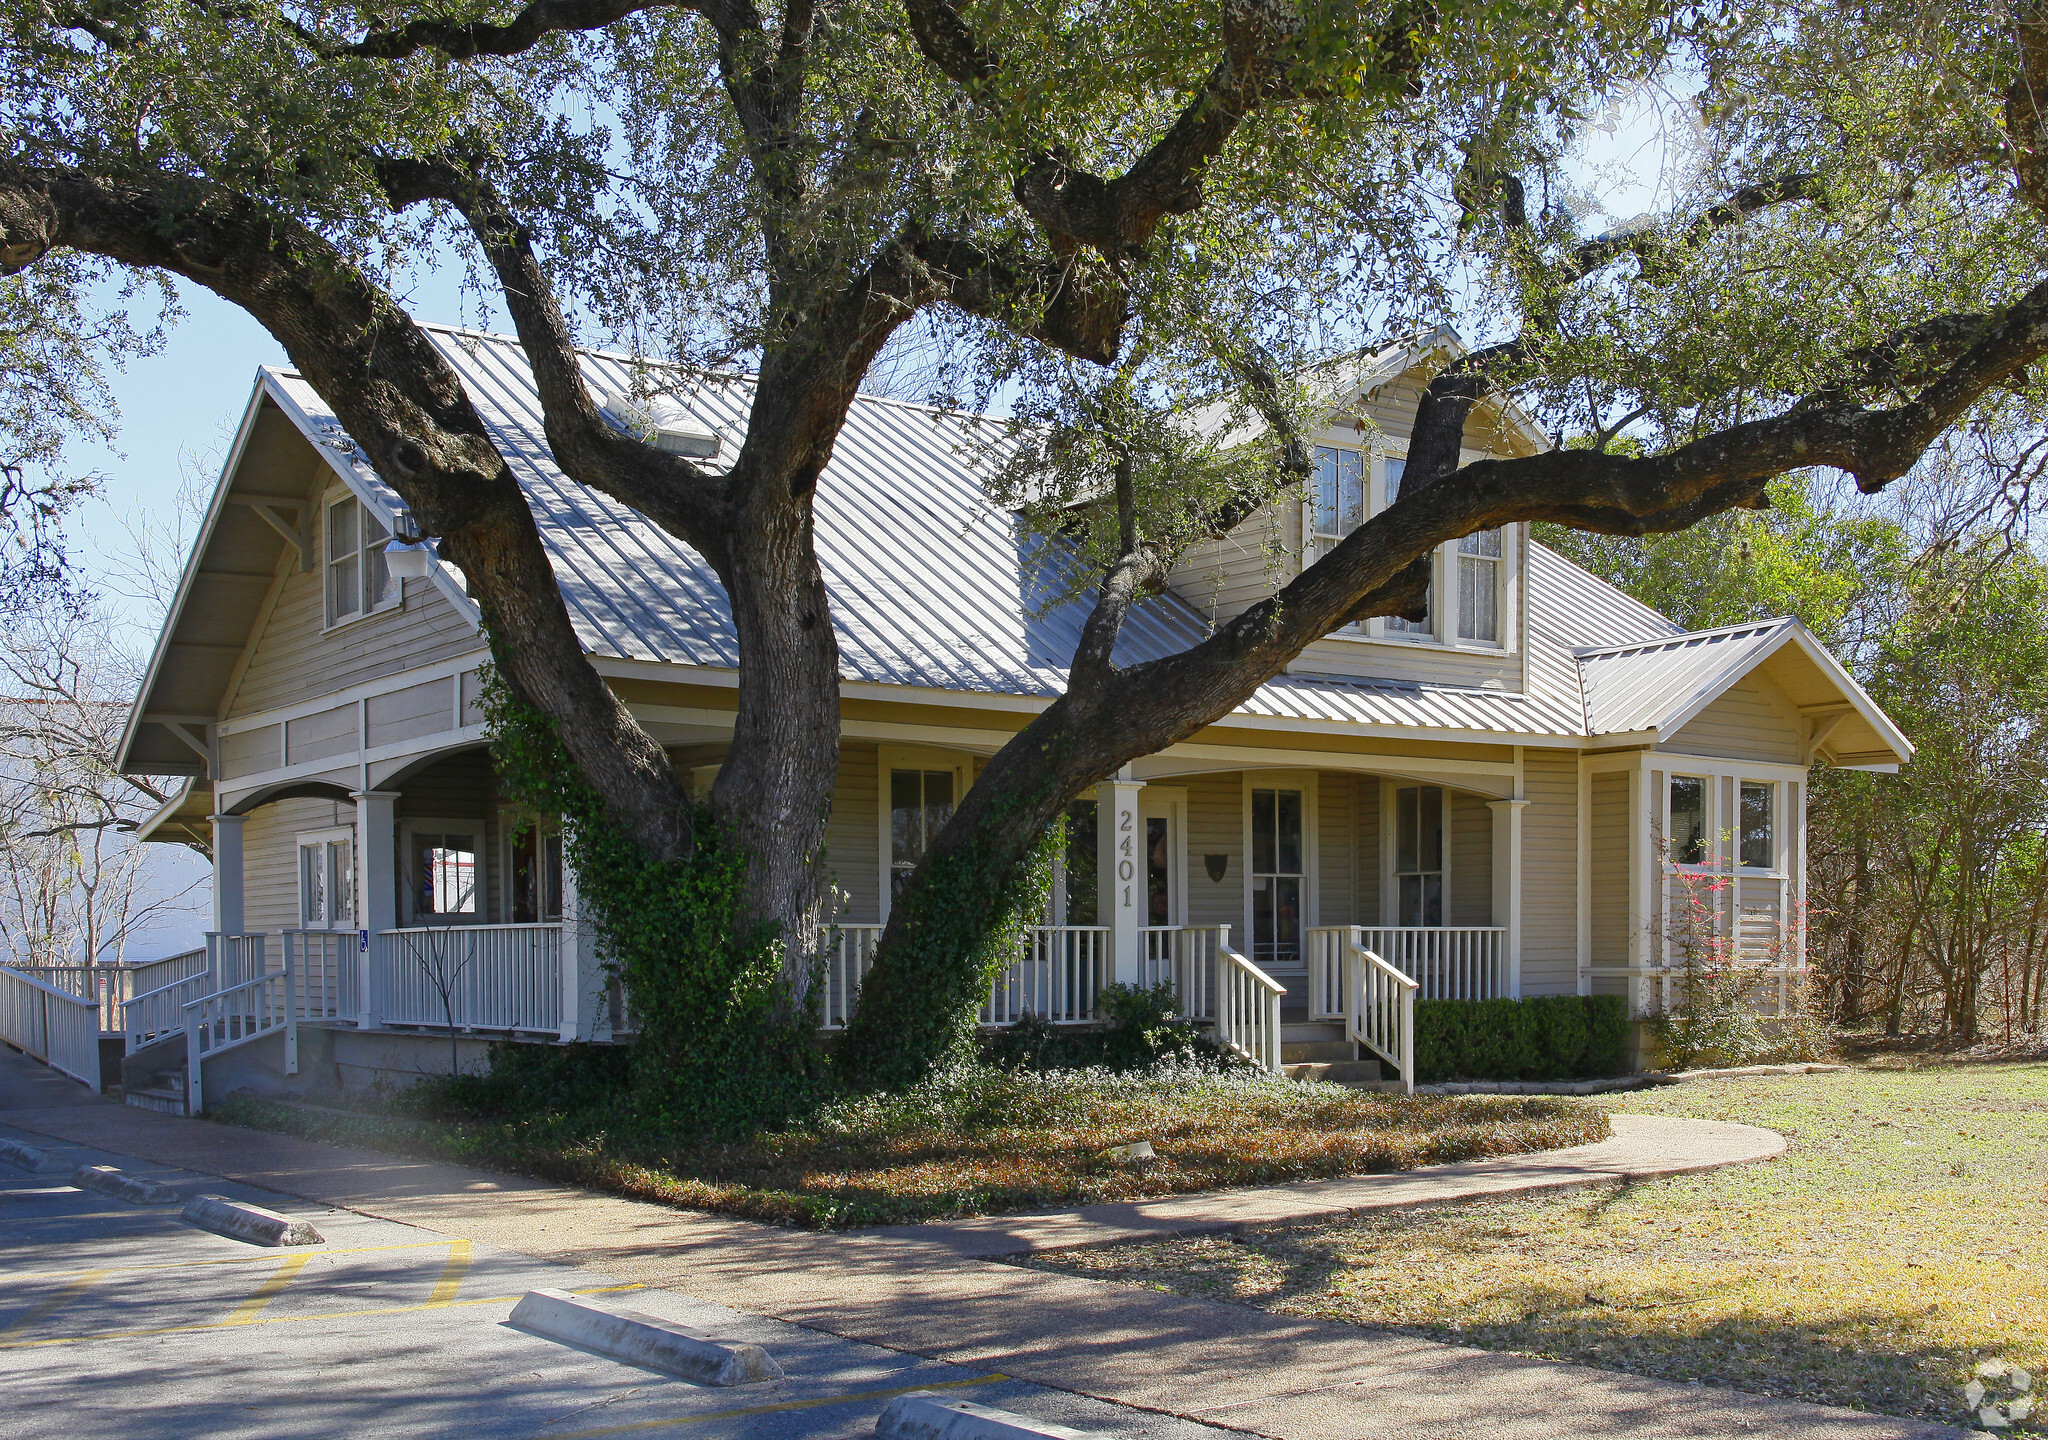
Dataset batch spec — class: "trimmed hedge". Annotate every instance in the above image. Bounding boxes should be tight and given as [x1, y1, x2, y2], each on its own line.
[1414, 996, 1630, 1083]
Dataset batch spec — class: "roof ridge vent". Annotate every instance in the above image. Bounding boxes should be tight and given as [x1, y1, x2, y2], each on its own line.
[599, 393, 722, 460]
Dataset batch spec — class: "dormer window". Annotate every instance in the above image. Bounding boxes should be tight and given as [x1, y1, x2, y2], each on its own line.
[325, 493, 396, 628]
[1308, 442, 1509, 650]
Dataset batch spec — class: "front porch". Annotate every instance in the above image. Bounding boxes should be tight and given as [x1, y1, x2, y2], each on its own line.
[64, 741, 1609, 1112]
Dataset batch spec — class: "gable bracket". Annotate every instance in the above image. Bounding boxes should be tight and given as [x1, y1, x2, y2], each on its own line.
[230, 495, 315, 572]
[1802, 704, 1854, 761]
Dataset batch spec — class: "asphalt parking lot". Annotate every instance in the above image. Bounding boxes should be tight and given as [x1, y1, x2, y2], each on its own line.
[0, 1121, 1208, 1440]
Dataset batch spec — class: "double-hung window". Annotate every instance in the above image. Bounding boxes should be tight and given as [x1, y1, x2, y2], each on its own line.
[1456, 529, 1503, 643]
[326, 494, 395, 627]
[408, 828, 480, 920]
[298, 831, 355, 929]
[1739, 781, 1776, 870]
[1310, 445, 1507, 646]
[1668, 776, 1709, 866]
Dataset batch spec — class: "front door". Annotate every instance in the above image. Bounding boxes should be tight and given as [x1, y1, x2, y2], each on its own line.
[1138, 791, 1183, 930]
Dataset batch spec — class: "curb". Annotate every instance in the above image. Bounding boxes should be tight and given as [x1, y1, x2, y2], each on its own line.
[0, 1137, 70, 1175]
[508, 1289, 783, 1385]
[877, 1394, 1118, 1439]
[71, 1164, 181, 1205]
[182, 1194, 325, 1247]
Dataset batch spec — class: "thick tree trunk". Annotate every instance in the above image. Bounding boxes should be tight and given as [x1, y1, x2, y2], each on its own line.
[707, 476, 840, 1016]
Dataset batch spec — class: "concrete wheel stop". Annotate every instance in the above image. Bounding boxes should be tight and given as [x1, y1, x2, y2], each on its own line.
[508, 1289, 783, 1385]
[0, 1137, 70, 1174]
[877, 1393, 1122, 1439]
[71, 1164, 180, 1205]
[181, 1194, 325, 1246]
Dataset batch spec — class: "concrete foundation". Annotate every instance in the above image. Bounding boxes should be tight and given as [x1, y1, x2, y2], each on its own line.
[201, 1025, 509, 1107]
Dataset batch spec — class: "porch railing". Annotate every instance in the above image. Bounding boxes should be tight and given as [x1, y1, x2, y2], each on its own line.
[280, 929, 357, 1023]
[984, 926, 1110, 1025]
[1212, 943, 1284, 1072]
[1308, 926, 1510, 1013]
[208, 931, 272, 989]
[373, 924, 564, 1034]
[8, 949, 209, 1034]
[821, 924, 883, 1028]
[1340, 939, 1418, 1094]
[1139, 925, 1229, 1018]
[183, 969, 297, 1115]
[0, 963, 101, 1089]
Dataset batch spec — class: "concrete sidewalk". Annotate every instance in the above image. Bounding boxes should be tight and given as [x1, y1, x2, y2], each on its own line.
[0, 1049, 1963, 1440]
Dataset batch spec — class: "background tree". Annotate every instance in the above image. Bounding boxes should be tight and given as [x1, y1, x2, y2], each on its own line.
[3, 0, 2047, 1104]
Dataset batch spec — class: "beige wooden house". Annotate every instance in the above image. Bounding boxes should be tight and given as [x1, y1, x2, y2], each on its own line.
[103, 326, 1911, 1110]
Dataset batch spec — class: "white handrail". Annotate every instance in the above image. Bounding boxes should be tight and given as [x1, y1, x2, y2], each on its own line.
[1310, 926, 1509, 1004]
[1212, 944, 1284, 1073]
[182, 964, 297, 1116]
[1344, 941, 1417, 1094]
[0, 963, 101, 1090]
[123, 970, 215, 1052]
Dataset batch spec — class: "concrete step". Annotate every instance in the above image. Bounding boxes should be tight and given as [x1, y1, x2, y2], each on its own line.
[1281, 1040, 1358, 1064]
[1280, 1021, 1346, 1043]
[1283, 1059, 1382, 1085]
[124, 1086, 187, 1115]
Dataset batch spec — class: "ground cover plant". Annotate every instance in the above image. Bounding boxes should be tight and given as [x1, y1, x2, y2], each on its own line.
[1021, 1059, 2048, 1430]
[212, 1064, 1606, 1230]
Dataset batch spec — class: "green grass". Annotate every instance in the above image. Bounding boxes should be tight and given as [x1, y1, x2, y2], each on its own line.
[212, 1063, 1607, 1229]
[1022, 1058, 2048, 1430]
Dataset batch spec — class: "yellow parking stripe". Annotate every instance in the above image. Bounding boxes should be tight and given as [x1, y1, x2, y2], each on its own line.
[424, 1240, 471, 1307]
[0, 1283, 642, 1349]
[0, 1269, 109, 1340]
[5, 1238, 465, 1283]
[545, 1374, 1009, 1439]
[220, 1253, 312, 1327]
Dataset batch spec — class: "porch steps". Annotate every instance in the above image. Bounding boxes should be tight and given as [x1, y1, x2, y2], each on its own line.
[1282, 1059, 1388, 1088]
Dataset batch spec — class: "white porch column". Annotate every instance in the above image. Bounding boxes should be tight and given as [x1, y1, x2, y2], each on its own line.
[557, 838, 605, 1042]
[353, 790, 398, 1029]
[209, 814, 245, 934]
[1487, 798, 1529, 998]
[1097, 769, 1145, 987]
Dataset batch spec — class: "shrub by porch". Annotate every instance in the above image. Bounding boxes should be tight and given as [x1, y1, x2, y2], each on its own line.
[214, 1062, 1609, 1229]
[1414, 995, 1633, 1084]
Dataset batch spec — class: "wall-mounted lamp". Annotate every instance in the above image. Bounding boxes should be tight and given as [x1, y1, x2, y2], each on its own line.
[1204, 853, 1229, 884]
[383, 507, 436, 581]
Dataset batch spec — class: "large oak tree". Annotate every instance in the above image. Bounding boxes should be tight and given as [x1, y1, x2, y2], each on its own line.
[4, 0, 2044, 1092]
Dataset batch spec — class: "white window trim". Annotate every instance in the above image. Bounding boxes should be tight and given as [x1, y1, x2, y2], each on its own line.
[295, 826, 356, 930]
[1303, 438, 1517, 654]
[1735, 777, 1786, 877]
[1662, 772, 1716, 874]
[877, 745, 972, 924]
[1380, 781, 1454, 926]
[398, 817, 488, 925]
[1241, 771, 1318, 967]
[320, 486, 404, 634]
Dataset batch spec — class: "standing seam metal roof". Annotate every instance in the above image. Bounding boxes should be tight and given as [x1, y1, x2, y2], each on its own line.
[257, 327, 1838, 744]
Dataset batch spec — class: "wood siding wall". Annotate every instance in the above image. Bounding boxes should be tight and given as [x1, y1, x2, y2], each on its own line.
[230, 562, 479, 718]
[1589, 771, 1631, 973]
[1521, 749, 1581, 996]
[1664, 679, 1802, 764]
[827, 742, 881, 922]
[1450, 790, 1493, 927]
[1185, 772, 1243, 931]
[242, 796, 354, 934]
[1316, 773, 1355, 927]
[1355, 776, 1381, 925]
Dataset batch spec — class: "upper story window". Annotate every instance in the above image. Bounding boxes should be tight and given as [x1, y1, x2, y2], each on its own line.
[1309, 444, 1507, 649]
[326, 494, 395, 628]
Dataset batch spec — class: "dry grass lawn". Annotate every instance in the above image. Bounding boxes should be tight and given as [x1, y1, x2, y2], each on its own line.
[1024, 1059, 2048, 1430]
[215, 1065, 1606, 1229]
